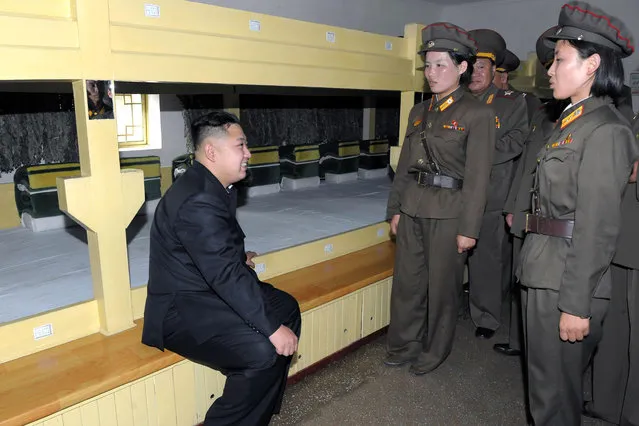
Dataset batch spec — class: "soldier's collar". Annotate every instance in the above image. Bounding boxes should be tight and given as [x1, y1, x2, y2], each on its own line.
[472, 84, 499, 105]
[429, 86, 464, 113]
[559, 96, 612, 130]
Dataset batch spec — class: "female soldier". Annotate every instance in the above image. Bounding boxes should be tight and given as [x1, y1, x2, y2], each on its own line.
[517, 2, 638, 424]
[384, 22, 495, 375]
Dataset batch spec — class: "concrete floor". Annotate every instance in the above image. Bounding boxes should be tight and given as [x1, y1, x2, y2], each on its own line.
[271, 316, 613, 426]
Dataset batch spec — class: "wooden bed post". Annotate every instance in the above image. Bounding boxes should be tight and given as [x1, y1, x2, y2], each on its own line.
[56, 0, 145, 335]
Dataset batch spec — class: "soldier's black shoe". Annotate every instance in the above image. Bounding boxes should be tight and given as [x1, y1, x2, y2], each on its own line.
[493, 343, 521, 356]
[475, 327, 496, 339]
[383, 354, 414, 367]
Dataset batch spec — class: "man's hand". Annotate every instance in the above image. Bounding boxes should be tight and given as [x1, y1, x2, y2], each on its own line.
[246, 251, 258, 268]
[456, 235, 476, 254]
[390, 214, 400, 235]
[559, 312, 590, 342]
[505, 213, 513, 228]
[629, 161, 638, 183]
[269, 325, 298, 356]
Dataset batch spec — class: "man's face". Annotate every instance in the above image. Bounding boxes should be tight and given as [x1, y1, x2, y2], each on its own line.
[212, 124, 251, 185]
[469, 58, 495, 94]
[493, 71, 508, 90]
[86, 80, 99, 98]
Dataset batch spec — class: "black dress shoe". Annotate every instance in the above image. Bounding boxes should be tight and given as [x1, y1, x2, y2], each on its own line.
[383, 354, 413, 367]
[493, 343, 521, 356]
[475, 327, 496, 339]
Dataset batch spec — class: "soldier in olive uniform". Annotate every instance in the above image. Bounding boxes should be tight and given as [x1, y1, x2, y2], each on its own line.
[466, 29, 529, 339]
[384, 22, 495, 375]
[494, 26, 568, 357]
[516, 3, 638, 424]
[494, 49, 543, 123]
[586, 115, 639, 426]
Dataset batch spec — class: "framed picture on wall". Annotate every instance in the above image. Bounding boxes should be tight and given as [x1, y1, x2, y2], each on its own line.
[630, 72, 639, 95]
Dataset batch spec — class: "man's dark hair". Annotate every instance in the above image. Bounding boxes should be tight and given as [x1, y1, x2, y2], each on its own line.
[569, 40, 625, 100]
[450, 52, 476, 86]
[191, 111, 240, 151]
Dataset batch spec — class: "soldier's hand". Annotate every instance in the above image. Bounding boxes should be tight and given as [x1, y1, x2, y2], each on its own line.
[269, 325, 298, 357]
[390, 215, 401, 235]
[629, 161, 638, 183]
[456, 235, 476, 253]
[559, 312, 590, 342]
[505, 213, 513, 228]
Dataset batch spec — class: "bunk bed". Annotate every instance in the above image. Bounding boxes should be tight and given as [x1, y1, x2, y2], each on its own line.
[0, 1, 427, 424]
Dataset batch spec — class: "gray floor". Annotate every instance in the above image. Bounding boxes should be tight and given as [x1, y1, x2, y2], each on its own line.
[0, 176, 391, 324]
[272, 317, 613, 426]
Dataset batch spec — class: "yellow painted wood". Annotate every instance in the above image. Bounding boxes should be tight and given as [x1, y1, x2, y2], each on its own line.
[114, 387, 135, 426]
[391, 91, 417, 171]
[97, 394, 118, 426]
[154, 369, 178, 426]
[0, 47, 82, 81]
[0, 182, 20, 229]
[0, 16, 77, 49]
[41, 417, 63, 426]
[193, 364, 208, 424]
[109, 0, 407, 58]
[60, 410, 82, 426]
[172, 362, 197, 426]
[145, 378, 159, 426]
[160, 166, 172, 195]
[130, 381, 149, 426]
[0, 300, 99, 363]
[0, 1, 72, 18]
[79, 403, 99, 426]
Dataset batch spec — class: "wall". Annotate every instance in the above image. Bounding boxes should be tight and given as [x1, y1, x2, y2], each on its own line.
[189, 0, 443, 37]
[439, 0, 639, 110]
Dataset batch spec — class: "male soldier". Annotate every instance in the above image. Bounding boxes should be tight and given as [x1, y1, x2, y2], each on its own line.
[585, 114, 639, 426]
[494, 50, 543, 123]
[466, 29, 529, 339]
[494, 26, 567, 356]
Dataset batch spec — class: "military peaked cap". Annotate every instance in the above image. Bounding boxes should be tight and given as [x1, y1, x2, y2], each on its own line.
[468, 29, 507, 65]
[419, 22, 478, 56]
[547, 1, 634, 58]
[496, 50, 520, 73]
[536, 26, 559, 69]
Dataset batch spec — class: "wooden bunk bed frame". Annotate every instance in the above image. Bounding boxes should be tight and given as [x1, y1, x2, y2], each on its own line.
[0, 1, 430, 424]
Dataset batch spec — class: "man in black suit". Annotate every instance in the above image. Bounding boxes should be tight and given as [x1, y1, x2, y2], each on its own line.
[142, 111, 301, 425]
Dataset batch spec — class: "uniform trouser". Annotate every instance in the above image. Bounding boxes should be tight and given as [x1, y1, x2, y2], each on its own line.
[469, 210, 510, 330]
[386, 214, 467, 372]
[588, 265, 639, 426]
[521, 287, 607, 426]
[163, 283, 301, 426]
[505, 236, 523, 350]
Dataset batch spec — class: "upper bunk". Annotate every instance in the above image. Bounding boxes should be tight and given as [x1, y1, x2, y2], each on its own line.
[0, 0, 425, 92]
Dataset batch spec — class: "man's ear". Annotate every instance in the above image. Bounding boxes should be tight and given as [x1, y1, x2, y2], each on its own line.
[203, 140, 216, 163]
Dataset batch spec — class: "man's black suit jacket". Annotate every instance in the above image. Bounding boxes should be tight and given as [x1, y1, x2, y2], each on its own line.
[142, 161, 280, 351]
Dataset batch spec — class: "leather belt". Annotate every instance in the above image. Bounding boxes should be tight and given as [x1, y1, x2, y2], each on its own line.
[415, 172, 463, 190]
[525, 214, 574, 239]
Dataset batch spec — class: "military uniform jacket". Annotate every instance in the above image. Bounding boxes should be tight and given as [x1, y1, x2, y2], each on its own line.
[517, 97, 638, 318]
[613, 114, 639, 270]
[386, 86, 495, 239]
[504, 104, 556, 239]
[474, 84, 529, 212]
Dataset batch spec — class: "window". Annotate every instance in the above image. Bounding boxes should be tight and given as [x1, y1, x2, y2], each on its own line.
[115, 94, 147, 145]
[116, 94, 162, 151]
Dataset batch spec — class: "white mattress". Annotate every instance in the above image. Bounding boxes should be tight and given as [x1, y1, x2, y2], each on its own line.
[0, 176, 391, 324]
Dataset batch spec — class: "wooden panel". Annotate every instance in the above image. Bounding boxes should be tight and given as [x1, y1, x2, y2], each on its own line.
[0, 1, 72, 18]
[0, 47, 82, 81]
[362, 278, 393, 338]
[96, 395, 118, 426]
[0, 16, 78, 49]
[42, 418, 63, 426]
[144, 379, 159, 426]
[172, 362, 197, 426]
[130, 381, 149, 426]
[60, 410, 82, 426]
[154, 370, 177, 426]
[114, 387, 135, 426]
[160, 166, 172, 196]
[110, 26, 410, 76]
[109, 0, 406, 58]
[79, 403, 99, 425]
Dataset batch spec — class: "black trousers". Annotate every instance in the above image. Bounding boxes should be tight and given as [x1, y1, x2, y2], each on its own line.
[588, 265, 639, 426]
[163, 283, 301, 426]
[469, 210, 510, 331]
[387, 215, 467, 372]
[522, 288, 607, 426]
